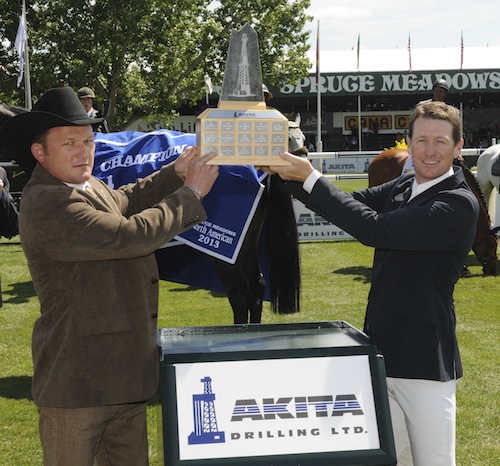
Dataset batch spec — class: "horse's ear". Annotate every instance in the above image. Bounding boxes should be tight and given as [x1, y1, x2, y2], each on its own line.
[295, 113, 301, 126]
[292, 146, 308, 158]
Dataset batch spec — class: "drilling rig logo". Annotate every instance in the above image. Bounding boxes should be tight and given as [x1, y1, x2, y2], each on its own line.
[188, 376, 226, 445]
[229, 32, 255, 99]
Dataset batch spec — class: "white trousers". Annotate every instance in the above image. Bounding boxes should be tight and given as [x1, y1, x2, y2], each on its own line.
[386, 377, 457, 466]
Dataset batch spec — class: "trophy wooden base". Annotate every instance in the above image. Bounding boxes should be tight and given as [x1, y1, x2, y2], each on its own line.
[196, 101, 290, 166]
[206, 155, 290, 166]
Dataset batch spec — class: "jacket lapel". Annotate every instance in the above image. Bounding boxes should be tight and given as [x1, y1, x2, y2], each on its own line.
[389, 176, 414, 210]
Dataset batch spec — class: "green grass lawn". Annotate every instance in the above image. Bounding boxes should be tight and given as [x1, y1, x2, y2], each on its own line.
[1, 235, 498, 465]
[1, 177, 499, 464]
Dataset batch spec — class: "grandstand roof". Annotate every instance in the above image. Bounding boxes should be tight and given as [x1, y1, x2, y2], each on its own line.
[308, 46, 500, 72]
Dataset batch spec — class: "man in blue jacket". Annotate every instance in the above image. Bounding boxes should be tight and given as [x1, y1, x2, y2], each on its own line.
[262, 101, 479, 466]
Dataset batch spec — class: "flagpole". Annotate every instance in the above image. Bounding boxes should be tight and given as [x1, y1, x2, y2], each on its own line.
[460, 31, 464, 133]
[24, 7, 32, 111]
[408, 33, 412, 73]
[316, 20, 322, 152]
[460, 30, 464, 70]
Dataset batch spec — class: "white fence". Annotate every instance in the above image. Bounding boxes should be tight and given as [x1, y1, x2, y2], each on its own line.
[307, 148, 485, 177]
[294, 147, 494, 240]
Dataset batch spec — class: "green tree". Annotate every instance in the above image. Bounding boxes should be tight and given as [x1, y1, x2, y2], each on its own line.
[0, 0, 312, 129]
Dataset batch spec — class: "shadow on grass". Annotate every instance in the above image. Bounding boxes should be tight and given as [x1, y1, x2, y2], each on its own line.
[2, 281, 36, 304]
[162, 285, 227, 299]
[331, 265, 372, 284]
[0, 239, 22, 247]
[0, 375, 33, 401]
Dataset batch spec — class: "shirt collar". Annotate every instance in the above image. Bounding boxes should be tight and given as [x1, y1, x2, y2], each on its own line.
[409, 166, 454, 201]
[64, 181, 90, 191]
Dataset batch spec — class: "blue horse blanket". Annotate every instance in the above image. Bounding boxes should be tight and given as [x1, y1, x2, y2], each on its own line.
[93, 129, 267, 294]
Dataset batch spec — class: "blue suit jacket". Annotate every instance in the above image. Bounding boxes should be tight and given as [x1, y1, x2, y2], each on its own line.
[285, 167, 479, 381]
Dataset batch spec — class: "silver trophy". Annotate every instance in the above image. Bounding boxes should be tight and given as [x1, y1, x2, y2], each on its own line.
[198, 23, 290, 165]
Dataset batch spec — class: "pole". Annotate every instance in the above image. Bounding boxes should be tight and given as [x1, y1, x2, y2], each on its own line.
[24, 39, 32, 109]
[459, 100, 463, 137]
[316, 20, 322, 152]
[316, 79, 322, 152]
[356, 34, 361, 151]
[358, 94, 362, 151]
[22, 0, 32, 109]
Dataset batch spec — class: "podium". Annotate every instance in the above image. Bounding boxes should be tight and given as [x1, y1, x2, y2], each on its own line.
[158, 321, 396, 466]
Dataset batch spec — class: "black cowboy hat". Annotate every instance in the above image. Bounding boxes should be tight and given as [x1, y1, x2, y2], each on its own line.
[0, 87, 104, 175]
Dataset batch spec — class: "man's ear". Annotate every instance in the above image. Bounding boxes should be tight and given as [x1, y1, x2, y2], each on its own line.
[406, 136, 412, 155]
[31, 143, 44, 163]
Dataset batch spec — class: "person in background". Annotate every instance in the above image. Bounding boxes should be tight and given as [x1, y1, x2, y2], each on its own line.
[78, 86, 109, 132]
[0, 86, 219, 465]
[418, 78, 449, 105]
[260, 101, 479, 466]
[0, 165, 19, 308]
[0, 166, 18, 240]
[262, 83, 273, 103]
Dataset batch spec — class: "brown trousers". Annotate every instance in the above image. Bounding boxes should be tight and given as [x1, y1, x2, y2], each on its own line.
[38, 402, 149, 466]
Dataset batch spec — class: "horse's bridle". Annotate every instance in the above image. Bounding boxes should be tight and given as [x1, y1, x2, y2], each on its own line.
[474, 228, 499, 272]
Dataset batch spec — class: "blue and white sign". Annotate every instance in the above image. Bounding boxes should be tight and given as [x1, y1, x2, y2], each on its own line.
[174, 356, 380, 460]
[293, 200, 354, 241]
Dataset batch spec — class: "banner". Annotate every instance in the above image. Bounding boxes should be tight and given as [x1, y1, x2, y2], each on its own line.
[93, 130, 265, 265]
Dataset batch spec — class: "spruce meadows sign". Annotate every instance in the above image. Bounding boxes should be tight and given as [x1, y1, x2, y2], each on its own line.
[280, 70, 500, 96]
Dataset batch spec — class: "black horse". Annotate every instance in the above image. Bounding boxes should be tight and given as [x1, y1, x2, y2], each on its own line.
[210, 120, 306, 324]
[156, 121, 306, 324]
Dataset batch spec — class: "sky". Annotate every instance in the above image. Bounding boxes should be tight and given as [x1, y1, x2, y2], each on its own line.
[304, 0, 500, 52]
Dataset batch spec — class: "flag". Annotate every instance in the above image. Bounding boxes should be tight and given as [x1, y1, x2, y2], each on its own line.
[315, 20, 320, 86]
[460, 31, 464, 70]
[14, 2, 27, 87]
[204, 74, 213, 94]
[407, 33, 412, 73]
[356, 33, 360, 70]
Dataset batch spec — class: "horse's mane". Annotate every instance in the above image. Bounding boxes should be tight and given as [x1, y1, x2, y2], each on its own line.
[0, 104, 27, 126]
[454, 158, 491, 223]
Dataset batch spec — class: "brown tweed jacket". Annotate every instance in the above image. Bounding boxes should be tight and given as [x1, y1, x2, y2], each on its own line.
[19, 163, 206, 407]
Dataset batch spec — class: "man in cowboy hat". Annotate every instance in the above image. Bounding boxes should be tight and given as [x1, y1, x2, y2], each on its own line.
[0, 86, 219, 465]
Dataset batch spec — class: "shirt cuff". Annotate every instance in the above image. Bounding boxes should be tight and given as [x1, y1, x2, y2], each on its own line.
[303, 170, 323, 194]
